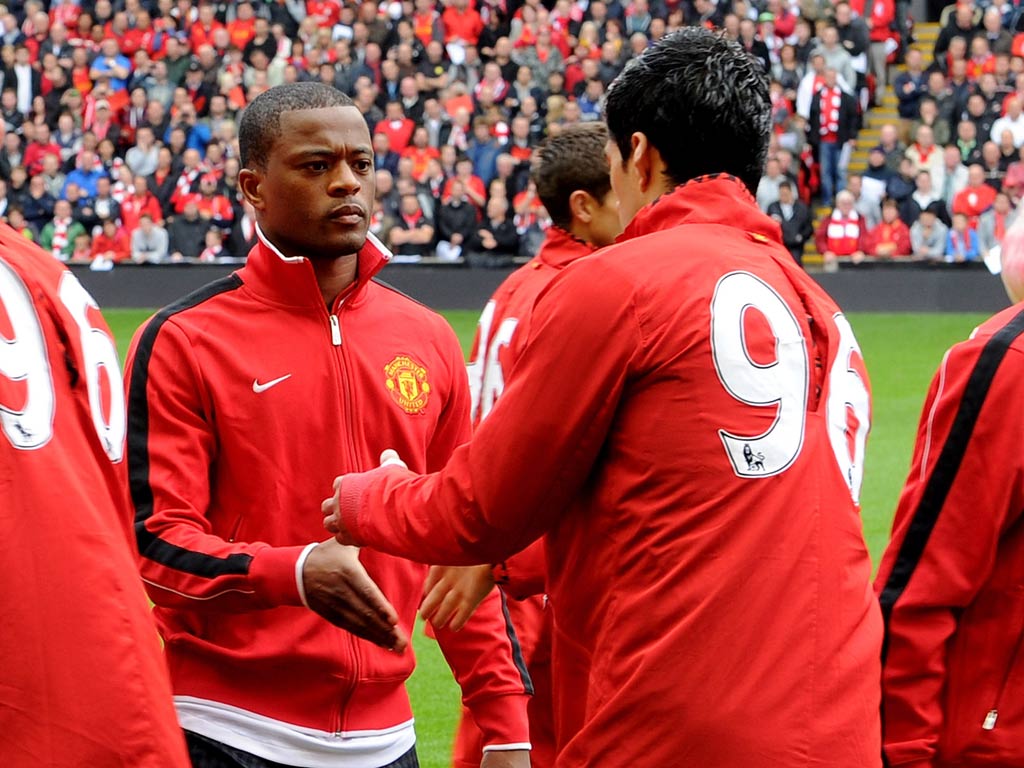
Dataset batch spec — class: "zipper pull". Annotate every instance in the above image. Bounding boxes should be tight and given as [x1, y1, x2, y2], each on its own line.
[330, 315, 342, 346]
[983, 709, 998, 730]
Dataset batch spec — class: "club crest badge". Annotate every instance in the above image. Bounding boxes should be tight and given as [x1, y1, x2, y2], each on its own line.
[385, 355, 431, 414]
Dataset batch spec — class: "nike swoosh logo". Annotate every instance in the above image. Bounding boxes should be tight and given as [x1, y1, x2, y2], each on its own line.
[252, 374, 292, 393]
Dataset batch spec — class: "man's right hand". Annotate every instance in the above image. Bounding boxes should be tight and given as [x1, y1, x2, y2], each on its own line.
[302, 539, 408, 652]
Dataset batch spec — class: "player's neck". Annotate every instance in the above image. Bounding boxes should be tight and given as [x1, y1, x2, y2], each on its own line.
[311, 254, 359, 307]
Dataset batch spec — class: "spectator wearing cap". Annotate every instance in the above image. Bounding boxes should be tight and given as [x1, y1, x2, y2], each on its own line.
[863, 197, 913, 259]
[88, 99, 122, 147]
[89, 38, 131, 93]
[910, 202, 949, 259]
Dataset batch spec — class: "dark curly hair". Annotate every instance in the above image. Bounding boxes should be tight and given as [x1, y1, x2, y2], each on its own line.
[604, 28, 771, 194]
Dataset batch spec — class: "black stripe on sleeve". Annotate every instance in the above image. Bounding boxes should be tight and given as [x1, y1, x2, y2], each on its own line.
[128, 275, 254, 579]
[499, 590, 535, 695]
[878, 306, 1024, 646]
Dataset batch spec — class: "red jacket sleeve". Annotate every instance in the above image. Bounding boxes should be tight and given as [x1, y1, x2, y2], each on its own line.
[126, 317, 305, 612]
[495, 539, 547, 600]
[339, 256, 641, 565]
[420, 330, 532, 748]
[874, 341, 1024, 767]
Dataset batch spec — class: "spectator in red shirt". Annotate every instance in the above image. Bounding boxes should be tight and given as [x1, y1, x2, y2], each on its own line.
[401, 126, 441, 181]
[443, 0, 484, 46]
[443, 155, 487, 210]
[175, 172, 234, 231]
[90, 216, 131, 262]
[862, 197, 913, 258]
[23, 122, 62, 176]
[189, 3, 224, 52]
[227, 1, 257, 50]
[123, 173, 165, 235]
[953, 163, 997, 231]
[375, 101, 416, 153]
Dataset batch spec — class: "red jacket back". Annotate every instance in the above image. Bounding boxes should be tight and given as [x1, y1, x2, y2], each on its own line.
[342, 177, 883, 766]
[0, 225, 187, 767]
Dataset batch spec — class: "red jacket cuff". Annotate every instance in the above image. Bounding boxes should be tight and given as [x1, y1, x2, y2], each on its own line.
[249, 545, 308, 607]
[340, 470, 375, 546]
[467, 692, 531, 747]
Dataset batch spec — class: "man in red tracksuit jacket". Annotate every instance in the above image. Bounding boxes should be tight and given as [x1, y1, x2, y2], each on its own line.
[875, 214, 1024, 768]
[0, 225, 188, 767]
[423, 123, 622, 768]
[126, 83, 530, 768]
[326, 30, 883, 767]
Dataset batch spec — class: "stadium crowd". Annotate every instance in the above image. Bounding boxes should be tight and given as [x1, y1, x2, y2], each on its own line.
[1, 0, 1021, 268]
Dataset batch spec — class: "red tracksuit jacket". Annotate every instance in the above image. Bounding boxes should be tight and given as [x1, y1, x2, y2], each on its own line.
[0, 224, 187, 767]
[126, 231, 530, 750]
[455, 227, 596, 768]
[876, 303, 1024, 768]
[339, 176, 884, 766]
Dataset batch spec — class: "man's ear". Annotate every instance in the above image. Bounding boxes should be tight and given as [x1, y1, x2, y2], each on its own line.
[630, 131, 655, 194]
[238, 167, 264, 212]
[568, 189, 594, 224]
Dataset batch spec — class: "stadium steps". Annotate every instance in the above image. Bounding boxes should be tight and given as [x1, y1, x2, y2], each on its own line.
[802, 21, 941, 268]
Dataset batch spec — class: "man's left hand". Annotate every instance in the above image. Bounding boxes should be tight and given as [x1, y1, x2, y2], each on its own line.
[481, 749, 531, 768]
[323, 449, 407, 544]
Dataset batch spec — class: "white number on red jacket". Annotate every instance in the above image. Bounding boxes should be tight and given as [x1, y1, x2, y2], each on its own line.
[711, 271, 809, 477]
[58, 272, 125, 462]
[0, 261, 125, 461]
[468, 298, 519, 423]
[710, 271, 870, 501]
[826, 312, 870, 503]
[0, 259, 56, 449]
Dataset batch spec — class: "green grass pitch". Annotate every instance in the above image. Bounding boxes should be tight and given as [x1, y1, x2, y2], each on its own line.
[105, 308, 989, 768]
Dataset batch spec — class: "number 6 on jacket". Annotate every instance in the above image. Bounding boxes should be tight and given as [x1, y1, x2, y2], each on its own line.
[710, 271, 870, 502]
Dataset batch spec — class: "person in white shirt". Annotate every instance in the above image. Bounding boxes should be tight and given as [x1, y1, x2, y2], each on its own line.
[990, 96, 1024, 149]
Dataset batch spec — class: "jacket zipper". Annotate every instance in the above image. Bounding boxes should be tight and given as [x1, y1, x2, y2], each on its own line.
[982, 620, 1024, 731]
[327, 307, 363, 734]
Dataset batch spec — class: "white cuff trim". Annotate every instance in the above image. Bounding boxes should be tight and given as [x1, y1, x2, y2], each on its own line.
[482, 743, 532, 752]
[295, 542, 319, 609]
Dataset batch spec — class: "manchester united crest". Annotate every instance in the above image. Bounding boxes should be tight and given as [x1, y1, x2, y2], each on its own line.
[384, 355, 431, 414]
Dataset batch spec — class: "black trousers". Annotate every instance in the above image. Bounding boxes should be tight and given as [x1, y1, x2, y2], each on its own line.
[185, 730, 420, 768]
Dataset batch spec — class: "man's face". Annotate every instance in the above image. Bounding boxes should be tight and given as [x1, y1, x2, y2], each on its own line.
[605, 138, 642, 229]
[245, 106, 375, 260]
[587, 188, 622, 248]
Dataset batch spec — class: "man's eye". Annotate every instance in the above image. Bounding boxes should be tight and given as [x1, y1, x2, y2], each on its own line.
[308, 161, 328, 172]
[353, 160, 372, 172]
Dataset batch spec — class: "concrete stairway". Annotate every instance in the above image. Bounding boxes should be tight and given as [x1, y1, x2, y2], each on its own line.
[802, 20, 941, 268]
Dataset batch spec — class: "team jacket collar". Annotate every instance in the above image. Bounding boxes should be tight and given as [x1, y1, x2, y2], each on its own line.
[618, 174, 783, 245]
[536, 226, 596, 269]
[240, 225, 393, 310]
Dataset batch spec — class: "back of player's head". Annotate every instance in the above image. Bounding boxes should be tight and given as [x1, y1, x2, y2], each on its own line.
[239, 82, 354, 170]
[532, 122, 612, 230]
[604, 28, 771, 194]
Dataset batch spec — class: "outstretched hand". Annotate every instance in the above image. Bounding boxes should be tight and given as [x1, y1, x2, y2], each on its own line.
[302, 539, 408, 652]
[322, 449, 408, 544]
[421, 564, 495, 631]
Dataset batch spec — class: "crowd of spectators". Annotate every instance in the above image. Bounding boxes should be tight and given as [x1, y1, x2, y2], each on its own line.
[755, 0, 1024, 268]
[4, 0, 1016, 269]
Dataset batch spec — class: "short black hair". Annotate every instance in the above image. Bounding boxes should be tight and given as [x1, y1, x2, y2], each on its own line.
[239, 82, 355, 170]
[533, 122, 612, 230]
[604, 28, 771, 193]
